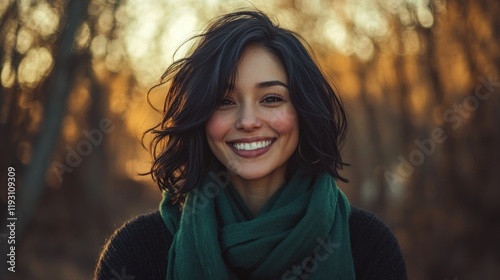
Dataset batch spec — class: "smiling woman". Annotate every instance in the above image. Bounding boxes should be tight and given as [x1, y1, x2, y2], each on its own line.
[205, 45, 300, 215]
[95, 10, 407, 280]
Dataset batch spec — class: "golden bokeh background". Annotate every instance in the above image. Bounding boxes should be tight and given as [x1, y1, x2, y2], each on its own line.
[1, 0, 499, 279]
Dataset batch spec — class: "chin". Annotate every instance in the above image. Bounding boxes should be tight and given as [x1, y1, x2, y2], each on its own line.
[235, 170, 269, 180]
[227, 161, 283, 181]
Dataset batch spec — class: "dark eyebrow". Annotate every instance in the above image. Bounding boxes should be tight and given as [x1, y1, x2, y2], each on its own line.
[256, 80, 289, 89]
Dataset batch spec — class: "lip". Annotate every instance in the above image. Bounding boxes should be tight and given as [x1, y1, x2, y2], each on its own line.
[227, 136, 276, 143]
[227, 137, 276, 158]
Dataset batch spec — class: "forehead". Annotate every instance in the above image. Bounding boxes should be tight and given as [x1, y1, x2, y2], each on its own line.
[235, 45, 288, 84]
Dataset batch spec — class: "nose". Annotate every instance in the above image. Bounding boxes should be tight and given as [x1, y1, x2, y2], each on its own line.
[235, 104, 262, 131]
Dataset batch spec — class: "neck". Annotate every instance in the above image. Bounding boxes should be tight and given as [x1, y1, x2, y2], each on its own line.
[230, 170, 286, 217]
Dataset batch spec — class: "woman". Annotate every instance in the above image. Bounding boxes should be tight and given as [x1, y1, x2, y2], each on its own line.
[95, 10, 407, 280]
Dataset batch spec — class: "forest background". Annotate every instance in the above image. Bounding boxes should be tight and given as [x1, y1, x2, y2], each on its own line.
[0, 0, 499, 279]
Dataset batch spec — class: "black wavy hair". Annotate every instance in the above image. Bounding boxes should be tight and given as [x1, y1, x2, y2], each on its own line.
[144, 10, 348, 203]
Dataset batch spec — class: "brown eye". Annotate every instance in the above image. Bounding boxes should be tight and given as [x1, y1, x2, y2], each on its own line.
[262, 94, 284, 103]
[219, 98, 235, 106]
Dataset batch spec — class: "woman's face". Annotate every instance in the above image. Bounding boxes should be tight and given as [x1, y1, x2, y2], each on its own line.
[205, 45, 299, 182]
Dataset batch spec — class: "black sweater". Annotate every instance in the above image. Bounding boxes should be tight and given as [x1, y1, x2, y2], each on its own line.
[94, 207, 407, 279]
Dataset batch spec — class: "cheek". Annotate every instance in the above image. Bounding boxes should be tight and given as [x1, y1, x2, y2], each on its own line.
[205, 114, 228, 142]
[269, 108, 299, 136]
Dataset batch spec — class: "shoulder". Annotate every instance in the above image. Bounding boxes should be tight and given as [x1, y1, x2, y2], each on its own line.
[348, 206, 407, 280]
[94, 211, 171, 280]
[94, 207, 407, 279]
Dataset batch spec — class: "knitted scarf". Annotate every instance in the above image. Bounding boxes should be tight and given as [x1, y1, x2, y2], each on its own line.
[160, 169, 355, 280]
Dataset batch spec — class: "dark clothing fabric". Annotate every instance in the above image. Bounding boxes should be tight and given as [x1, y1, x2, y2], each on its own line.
[94, 207, 407, 280]
[161, 171, 355, 280]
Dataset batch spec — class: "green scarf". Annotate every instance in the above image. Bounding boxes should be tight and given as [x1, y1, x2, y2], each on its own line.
[160, 169, 355, 280]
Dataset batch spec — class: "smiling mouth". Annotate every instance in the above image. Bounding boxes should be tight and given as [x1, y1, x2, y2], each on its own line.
[232, 140, 273, 151]
[227, 138, 276, 158]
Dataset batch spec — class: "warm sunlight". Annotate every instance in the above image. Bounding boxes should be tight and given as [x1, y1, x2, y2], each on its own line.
[4, 0, 498, 279]
[17, 47, 53, 87]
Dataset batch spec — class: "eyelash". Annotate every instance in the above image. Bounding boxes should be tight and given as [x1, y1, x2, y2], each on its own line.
[262, 94, 285, 103]
[218, 94, 285, 106]
[219, 98, 235, 106]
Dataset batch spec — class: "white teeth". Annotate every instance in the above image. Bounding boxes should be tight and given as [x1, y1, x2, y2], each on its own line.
[233, 140, 272, 151]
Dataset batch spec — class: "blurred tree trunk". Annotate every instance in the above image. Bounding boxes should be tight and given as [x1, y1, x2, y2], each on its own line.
[0, 2, 21, 182]
[18, 0, 90, 237]
[356, 57, 388, 214]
